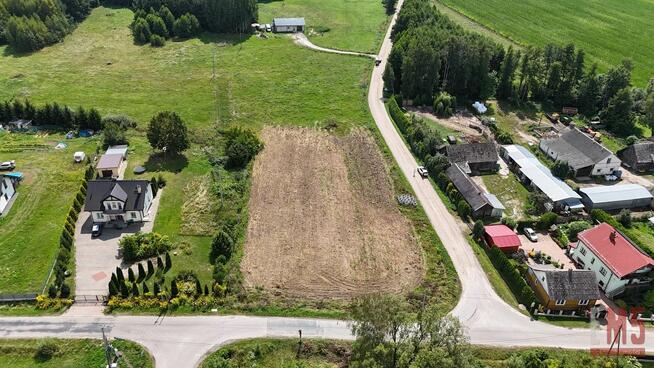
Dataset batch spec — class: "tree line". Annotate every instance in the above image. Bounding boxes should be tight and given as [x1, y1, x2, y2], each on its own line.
[386, 0, 654, 137]
[0, 98, 102, 130]
[0, 0, 95, 52]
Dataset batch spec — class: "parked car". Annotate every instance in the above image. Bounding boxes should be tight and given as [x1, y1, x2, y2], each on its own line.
[417, 166, 428, 178]
[91, 223, 104, 238]
[265, 24, 271, 32]
[0, 160, 16, 170]
[524, 227, 538, 242]
[447, 135, 457, 144]
[375, 58, 382, 66]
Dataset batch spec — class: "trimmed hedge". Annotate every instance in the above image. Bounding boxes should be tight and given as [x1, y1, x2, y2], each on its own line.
[387, 95, 411, 135]
[486, 245, 536, 306]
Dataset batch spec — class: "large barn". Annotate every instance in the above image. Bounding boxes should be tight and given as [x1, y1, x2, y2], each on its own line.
[579, 184, 652, 211]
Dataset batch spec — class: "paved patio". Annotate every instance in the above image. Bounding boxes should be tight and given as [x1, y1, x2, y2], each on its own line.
[518, 231, 575, 269]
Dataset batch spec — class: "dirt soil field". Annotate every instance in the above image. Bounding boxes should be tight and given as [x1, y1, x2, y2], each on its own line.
[241, 127, 423, 299]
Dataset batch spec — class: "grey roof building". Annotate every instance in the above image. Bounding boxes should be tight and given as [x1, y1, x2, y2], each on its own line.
[445, 164, 504, 218]
[618, 142, 654, 172]
[528, 265, 600, 310]
[445, 142, 498, 174]
[85, 180, 151, 213]
[539, 128, 621, 177]
[579, 184, 653, 211]
[272, 18, 305, 33]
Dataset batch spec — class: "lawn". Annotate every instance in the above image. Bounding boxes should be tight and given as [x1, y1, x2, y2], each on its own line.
[482, 173, 530, 220]
[0, 132, 98, 294]
[0, 338, 153, 368]
[0, 6, 376, 131]
[438, 0, 654, 86]
[259, 0, 389, 53]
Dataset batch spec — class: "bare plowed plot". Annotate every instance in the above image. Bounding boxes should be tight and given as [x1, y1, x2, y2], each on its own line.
[242, 127, 423, 299]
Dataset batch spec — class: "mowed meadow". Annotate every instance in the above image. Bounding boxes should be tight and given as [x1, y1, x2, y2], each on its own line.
[438, 0, 654, 86]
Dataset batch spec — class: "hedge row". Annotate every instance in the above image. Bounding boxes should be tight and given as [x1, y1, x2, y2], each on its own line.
[387, 96, 411, 135]
[486, 245, 536, 307]
[49, 164, 95, 298]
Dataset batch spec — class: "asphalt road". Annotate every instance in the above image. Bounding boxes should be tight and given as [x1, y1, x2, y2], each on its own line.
[2, 2, 653, 367]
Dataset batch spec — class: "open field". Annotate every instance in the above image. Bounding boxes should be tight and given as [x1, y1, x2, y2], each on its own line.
[0, 132, 98, 294]
[0, 338, 153, 368]
[260, 0, 389, 53]
[242, 127, 423, 299]
[438, 0, 654, 86]
[0, 6, 375, 132]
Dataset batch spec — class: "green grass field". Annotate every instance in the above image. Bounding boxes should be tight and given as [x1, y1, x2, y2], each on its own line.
[0, 132, 98, 294]
[438, 0, 654, 86]
[259, 0, 389, 53]
[0, 338, 153, 368]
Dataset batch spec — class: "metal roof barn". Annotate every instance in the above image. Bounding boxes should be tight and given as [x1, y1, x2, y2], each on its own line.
[272, 18, 305, 33]
[579, 184, 653, 211]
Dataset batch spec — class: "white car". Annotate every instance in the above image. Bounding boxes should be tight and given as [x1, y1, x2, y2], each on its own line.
[0, 160, 15, 171]
[417, 166, 428, 178]
[524, 227, 538, 242]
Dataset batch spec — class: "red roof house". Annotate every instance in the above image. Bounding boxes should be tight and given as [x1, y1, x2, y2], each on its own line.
[484, 224, 521, 253]
[574, 222, 654, 297]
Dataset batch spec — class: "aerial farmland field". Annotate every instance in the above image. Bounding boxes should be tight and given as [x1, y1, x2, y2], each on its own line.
[438, 0, 654, 86]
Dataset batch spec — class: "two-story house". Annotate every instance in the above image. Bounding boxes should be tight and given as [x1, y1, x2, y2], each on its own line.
[571, 223, 654, 298]
[0, 175, 16, 215]
[85, 180, 153, 226]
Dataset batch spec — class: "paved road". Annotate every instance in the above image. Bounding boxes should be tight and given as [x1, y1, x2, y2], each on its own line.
[2, 2, 653, 368]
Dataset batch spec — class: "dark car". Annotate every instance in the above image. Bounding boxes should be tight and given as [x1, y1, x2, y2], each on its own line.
[91, 223, 103, 237]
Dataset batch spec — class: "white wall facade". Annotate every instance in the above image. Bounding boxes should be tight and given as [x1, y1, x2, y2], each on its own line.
[590, 155, 621, 176]
[0, 177, 16, 213]
[573, 240, 652, 297]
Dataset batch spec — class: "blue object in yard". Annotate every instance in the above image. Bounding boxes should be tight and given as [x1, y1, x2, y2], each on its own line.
[79, 130, 93, 137]
[5, 172, 23, 181]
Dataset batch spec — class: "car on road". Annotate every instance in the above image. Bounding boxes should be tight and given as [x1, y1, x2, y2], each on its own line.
[417, 166, 428, 178]
[91, 223, 103, 238]
[524, 227, 538, 242]
[375, 58, 382, 66]
[0, 160, 15, 170]
[265, 24, 271, 32]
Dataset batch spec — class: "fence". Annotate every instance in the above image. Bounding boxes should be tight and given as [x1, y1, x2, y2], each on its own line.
[0, 293, 38, 303]
[74, 295, 108, 304]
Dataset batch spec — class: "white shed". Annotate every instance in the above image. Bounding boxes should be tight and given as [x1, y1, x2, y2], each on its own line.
[272, 18, 305, 33]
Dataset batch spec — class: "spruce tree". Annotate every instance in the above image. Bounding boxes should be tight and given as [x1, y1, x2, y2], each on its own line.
[147, 259, 155, 279]
[157, 256, 164, 271]
[171, 280, 178, 297]
[109, 280, 118, 296]
[128, 267, 136, 283]
[116, 267, 125, 283]
[120, 280, 129, 298]
[195, 279, 202, 297]
[137, 263, 146, 283]
[153, 282, 160, 296]
[143, 282, 150, 294]
[204, 284, 209, 296]
[132, 283, 140, 297]
[165, 252, 172, 273]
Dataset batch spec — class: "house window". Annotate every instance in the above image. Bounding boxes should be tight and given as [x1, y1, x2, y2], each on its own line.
[599, 267, 607, 276]
[555, 299, 566, 306]
[579, 299, 589, 306]
[591, 258, 595, 265]
[95, 213, 103, 219]
[131, 212, 137, 219]
[579, 247, 587, 256]
[607, 158, 611, 164]
[112, 202, 118, 210]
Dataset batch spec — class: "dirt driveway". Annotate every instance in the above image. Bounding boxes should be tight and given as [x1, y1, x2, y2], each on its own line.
[241, 127, 423, 299]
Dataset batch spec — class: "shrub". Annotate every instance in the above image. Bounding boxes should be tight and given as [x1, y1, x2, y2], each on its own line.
[565, 220, 591, 240]
[626, 135, 638, 145]
[487, 246, 535, 306]
[150, 34, 166, 47]
[102, 114, 137, 130]
[210, 230, 234, 263]
[551, 160, 570, 179]
[173, 13, 201, 38]
[619, 209, 632, 228]
[501, 217, 517, 230]
[223, 127, 264, 168]
[457, 200, 472, 219]
[433, 92, 456, 118]
[387, 96, 411, 134]
[48, 285, 58, 298]
[59, 283, 71, 298]
[119, 232, 173, 262]
[165, 252, 172, 272]
[103, 122, 128, 148]
[537, 212, 558, 230]
[472, 220, 485, 240]
[35, 341, 58, 362]
[147, 111, 189, 154]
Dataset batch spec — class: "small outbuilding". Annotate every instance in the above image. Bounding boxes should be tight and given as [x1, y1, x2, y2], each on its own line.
[579, 184, 653, 211]
[618, 142, 654, 172]
[96, 154, 123, 179]
[105, 145, 128, 160]
[483, 224, 521, 253]
[445, 142, 498, 174]
[272, 18, 305, 33]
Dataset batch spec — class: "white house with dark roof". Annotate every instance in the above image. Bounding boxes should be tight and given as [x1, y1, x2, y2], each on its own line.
[539, 128, 620, 178]
[272, 18, 305, 33]
[85, 180, 153, 225]
[0, 175, 16, 215]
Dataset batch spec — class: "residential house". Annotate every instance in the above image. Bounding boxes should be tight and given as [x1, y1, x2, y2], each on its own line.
[445, 142, 499, 174]
[571, 223, 654, 298]
[501, 145, 583, 212]
[483, 224, 521, 253]
[0, 175, 16, 215]
[539, 128, 620, 178]
[527, 265, 600, 311]
[579, 184, 653, 211]
[272, 18, 305, 33]
[85, 180, 153, 225]
[445, 164, 505, 218]
[618, 142, 654, 172]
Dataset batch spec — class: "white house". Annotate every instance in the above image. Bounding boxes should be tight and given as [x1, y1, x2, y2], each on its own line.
[0, 175, 16, 215]
[571, 223, 654, 298]
[539, 128, 621, 178]
[272, 18, 305, 33]
[84, 180, 153, 225]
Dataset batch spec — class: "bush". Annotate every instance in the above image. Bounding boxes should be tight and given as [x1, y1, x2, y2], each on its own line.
[565, 220, 591, 240]
[537, 212, 558, 230]
[551, 160, 570, 179]
[210, 230, 234, 263]
[457, 200, 472, 219]
[486, 246, 535, 306]
[472, 220, 485, 240]
[147, 111, 190, 154]
[35, 341, 58, 362]
[433, 92, 456, 118]
[103, 122, 128, 148]
[501, 217, 517, 230]
[119, 232, 173, 262]
[150, 34, 166, 47]
[59, 283, 71, 298]
[387, 96, 411, 134]
[626, 135, 638, 145]
[173, 13, 201, 38]
[223, 127, 264, 168]
[102, 114, 137, 130]
[619, 209, 632, 228]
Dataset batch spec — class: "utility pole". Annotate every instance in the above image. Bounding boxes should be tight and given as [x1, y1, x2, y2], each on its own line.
[102, 327, 113, 368]
[296, 329, 303, 359]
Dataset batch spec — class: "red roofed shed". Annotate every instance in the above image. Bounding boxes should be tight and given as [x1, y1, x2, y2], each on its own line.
[484, 224, 521, 253]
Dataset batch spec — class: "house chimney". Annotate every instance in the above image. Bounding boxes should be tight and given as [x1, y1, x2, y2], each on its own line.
[136, 185, 142, 194]
[568, 268, 573, 281]
[609, 230, 617, 243]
